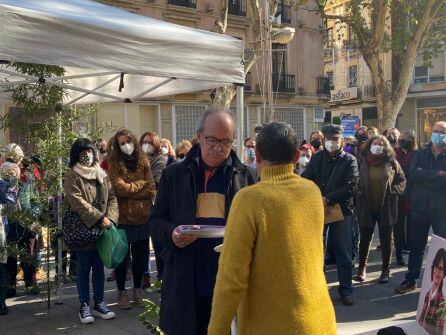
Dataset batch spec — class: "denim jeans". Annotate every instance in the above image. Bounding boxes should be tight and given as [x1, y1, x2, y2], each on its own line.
[0, 263, 6, 304]
[405, 210, 446, 282]
[75, 250, 104, 304]
[324, 215, 353, 296]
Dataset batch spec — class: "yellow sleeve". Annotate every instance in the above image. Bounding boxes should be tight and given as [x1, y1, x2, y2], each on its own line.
[208, 187, 259, 335]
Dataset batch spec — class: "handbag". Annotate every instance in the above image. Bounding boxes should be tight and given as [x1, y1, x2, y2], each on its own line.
[62, 182, 103, 248]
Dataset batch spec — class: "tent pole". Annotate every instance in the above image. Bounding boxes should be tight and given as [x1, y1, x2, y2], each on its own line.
[66, 74, 121, 105]
[236, 85, 244, 159]
[55, 110, 63, 306]
[157, 104, 162, 137]
[125, 103, 128, 128]
[131, 77, 175, 101]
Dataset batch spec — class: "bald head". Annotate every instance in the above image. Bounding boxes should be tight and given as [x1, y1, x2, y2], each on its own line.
[196, 108, 236, 168]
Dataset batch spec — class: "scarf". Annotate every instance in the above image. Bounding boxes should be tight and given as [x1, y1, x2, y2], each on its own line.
[366, 152, 386, 167]
[73, 163, 106, 184]
[119, 152, 137, 172]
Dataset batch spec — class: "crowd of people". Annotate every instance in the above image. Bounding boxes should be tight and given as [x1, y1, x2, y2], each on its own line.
[0, 107, 445, 335]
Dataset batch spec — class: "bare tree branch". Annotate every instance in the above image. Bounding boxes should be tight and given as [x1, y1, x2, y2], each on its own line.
[211, 0, 229, 34]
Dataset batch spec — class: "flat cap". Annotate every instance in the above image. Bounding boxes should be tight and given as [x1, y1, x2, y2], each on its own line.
[321, 124, 344, 138]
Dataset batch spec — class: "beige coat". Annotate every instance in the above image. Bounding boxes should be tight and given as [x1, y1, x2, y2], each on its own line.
[63, 169, 119, 250]
[107, 161, 156, 225]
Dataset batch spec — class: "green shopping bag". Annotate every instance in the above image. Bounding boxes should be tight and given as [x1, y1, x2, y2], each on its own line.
[97, 224, 128, 269]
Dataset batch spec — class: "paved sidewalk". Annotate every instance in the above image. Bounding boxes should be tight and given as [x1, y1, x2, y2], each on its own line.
[1, 239, 426, 335]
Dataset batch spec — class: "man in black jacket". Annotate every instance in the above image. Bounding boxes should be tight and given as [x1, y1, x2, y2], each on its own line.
[303, 124, 359, 306]
[149, 108, 257, 335]
[396, 121, 446, 294]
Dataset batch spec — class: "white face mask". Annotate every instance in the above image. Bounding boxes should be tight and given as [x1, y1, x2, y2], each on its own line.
[120, 143, 135, 156]
[161, 147, 169, 155]
[298, 156, 310, 167]
[142, 143, 154, 154]
[370, 144, 384, 155]
[325, 140, 340, 153]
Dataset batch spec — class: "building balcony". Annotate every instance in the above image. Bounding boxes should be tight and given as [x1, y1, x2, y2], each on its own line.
[228, 0, 246, 16]
[245, 72, 252, 91]
[316, 76, 331, 96]
[277, 4, 292, 24]
[167, 0, 196, 9]
[324, 48, 335, 60]
[341, 40, 359, 55]
[358, 85, 376, 100]
[272, 73, 295, 93]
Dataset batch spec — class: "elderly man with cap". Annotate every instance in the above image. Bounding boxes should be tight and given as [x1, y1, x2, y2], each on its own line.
[303, 124, 359, 306]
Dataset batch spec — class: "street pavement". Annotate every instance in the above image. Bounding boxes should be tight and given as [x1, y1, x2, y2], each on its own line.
[0, 236, 428, 335]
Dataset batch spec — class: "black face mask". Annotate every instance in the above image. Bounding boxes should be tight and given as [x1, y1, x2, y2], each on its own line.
[399, 139, 413, 151]
[310, 139, 322, 149]
[356, 134, 368, 143]
[387, 135, 397, 144]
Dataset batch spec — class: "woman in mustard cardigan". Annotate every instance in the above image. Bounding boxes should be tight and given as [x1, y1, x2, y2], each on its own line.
[208, 122, 336, 335]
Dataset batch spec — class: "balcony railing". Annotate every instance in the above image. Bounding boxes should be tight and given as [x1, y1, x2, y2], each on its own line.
[228, 0, 246, 16]
[277, 4, 292, 24]
[341, 40, 359, 55]
[167, 0, 196, 8]
[245, 72, 252, 91]
[324, 48, 335, 59]
[272, 73, 295, 93]
[358, 85, 376, 100]
[316, 76, 330, 96]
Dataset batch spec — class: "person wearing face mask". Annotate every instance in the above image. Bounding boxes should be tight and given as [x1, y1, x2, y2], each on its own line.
[309, 130, 324, 152]
[176, 140, 192, 161]
[63, 138, 119, 324]
[139, 131, 167, 289]
[160, 138, 176, 166]
[394, 130, 417, 266]
[243, 137, 256, 168]
[302, 124, 359, 306]
[396, 121, 446, 295]
[383, 128, 401, 149]
[354, 126, 368, 159]
[355, 136, 406, 284]
[296, 144, 314, 175]
[107, 128, 157, 309]
[367, 126, 379, 139]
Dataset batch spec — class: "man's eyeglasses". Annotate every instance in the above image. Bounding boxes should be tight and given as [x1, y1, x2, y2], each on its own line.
[204, 136, 234, 149]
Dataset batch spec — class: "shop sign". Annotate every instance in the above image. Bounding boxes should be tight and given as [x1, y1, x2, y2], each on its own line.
[330, 87, 358, 102]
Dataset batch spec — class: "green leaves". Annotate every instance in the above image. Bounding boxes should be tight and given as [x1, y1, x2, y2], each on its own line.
[139, 298, 164, 335]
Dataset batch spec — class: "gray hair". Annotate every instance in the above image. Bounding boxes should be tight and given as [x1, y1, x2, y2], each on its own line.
[196, 107, 236, 134]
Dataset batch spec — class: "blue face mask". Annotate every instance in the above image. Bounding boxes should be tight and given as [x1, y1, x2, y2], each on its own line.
[431, 132, 446, 146]
[245, 148, 256, 159]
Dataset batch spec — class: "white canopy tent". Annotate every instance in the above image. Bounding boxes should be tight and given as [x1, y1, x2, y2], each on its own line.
[0, 0, 246, 303]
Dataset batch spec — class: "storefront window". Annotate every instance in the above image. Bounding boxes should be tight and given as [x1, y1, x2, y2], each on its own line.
[420, 108, 446, 144]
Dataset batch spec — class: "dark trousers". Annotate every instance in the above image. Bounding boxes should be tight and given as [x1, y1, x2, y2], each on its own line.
[75, 250, 104, 304]
[0, 263, 6, 304]
[359, 212, 393, 272]
[116, 239, 148, 291]
[394, 212, 409, 259]
[152, 239, 164, 280]
[6, 236, 38, 290]
[195, 295, 212, 335]
[406, 209, 446, 282]
[324, 215, 353, 296]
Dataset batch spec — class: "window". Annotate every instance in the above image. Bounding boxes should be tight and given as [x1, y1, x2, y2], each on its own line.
[263, 107, 305, 141]
[326, 71, 334, 90]
[349, 65, 357, 87]
[314, 107, 325, 123]
[175, 105, 206, 142]
[272, 43, 287, 75]
[414, 66, 428, 83]
[325, 28, 333, 48]
[430, 75, 445, 83]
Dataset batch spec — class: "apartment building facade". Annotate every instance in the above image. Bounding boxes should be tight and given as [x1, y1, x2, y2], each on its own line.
[321, 0, 446, 144]
[78, 0, 327, 145]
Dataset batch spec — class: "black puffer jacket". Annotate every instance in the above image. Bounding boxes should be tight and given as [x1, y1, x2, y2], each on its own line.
[302, 149, 359, 216]
[149, 144, 256, 335]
